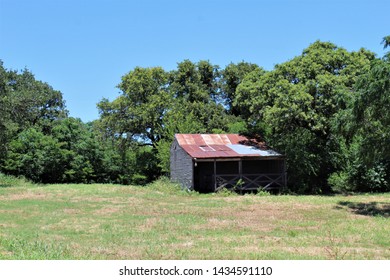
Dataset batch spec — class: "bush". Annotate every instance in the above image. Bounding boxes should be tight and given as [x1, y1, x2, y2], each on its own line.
[146, 177, 188, 195]
[0, 173, 30, 188]
[359, 163, 389, 192]
[256, 189, 271, 196]
[328, 171, 352, 194]
[215, 187, 238, 197]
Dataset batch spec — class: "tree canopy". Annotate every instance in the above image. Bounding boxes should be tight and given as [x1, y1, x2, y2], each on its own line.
[235, 41, 375, 192]
[1, 37, 389, 193]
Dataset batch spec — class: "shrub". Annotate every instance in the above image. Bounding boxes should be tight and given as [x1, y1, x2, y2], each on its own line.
[328, 171, 352, 194]
[0, 173, 30, 188]
[146, 177, 188, 195]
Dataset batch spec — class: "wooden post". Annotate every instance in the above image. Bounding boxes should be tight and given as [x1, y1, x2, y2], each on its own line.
[283, 159, 287, 190]
[192, 159, 195, 190]
[239, 159, 242, 179]
[214, 159, 217, 191]
[238, 159, 243, 193]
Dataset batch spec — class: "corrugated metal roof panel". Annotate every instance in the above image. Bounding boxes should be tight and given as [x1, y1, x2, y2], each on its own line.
[183, 134, 196, 145]
[175, 134, 282, 159]
[230, 134, 245, 144]
[220, 134, 232, 145]
[192, 134, 206, 146]
[227, 144, 280, 156]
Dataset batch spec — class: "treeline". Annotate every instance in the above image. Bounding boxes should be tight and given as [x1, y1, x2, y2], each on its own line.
[1, 38, 389, 193]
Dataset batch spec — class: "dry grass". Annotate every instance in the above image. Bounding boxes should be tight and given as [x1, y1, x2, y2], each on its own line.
[0, 180, 389, 260]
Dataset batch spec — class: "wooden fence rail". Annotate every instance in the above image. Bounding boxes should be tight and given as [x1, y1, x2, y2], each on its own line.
[214, 173, 286, 191]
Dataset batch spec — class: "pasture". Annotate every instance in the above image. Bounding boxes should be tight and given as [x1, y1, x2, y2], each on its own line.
[0, 177, 389, 259]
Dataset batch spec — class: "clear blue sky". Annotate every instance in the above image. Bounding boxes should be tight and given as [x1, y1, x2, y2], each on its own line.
[1, 0, 389, 122]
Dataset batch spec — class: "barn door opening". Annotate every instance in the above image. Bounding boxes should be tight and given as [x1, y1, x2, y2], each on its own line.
[193, 161, 214, 193]
[214, 161, 240, 191]
[194, 160, 242, 193]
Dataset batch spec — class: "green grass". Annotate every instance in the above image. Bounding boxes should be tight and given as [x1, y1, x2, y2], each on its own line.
[0, 175, 389, 259]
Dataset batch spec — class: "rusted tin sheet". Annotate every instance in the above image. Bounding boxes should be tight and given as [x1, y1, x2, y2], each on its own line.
[175, 134, 280, 159]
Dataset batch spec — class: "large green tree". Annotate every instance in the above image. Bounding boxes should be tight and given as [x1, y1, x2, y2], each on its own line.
[3, 118, 101, 183]
[221, 61, 263, 116]
[98, 66, 171, 146]
[0, 61, 67, 166]
[0, 62, 66, 129]
[97, 66, 172, 181]
[235, 41, 375, 193]
[170, 60, 220, 102]
[98, 61, 235, 177]
[344, 37, 390, 192]
[2, 127, 66, 183]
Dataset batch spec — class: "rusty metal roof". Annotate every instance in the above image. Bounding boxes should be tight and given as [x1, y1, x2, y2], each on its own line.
[175, 134, 282, 159]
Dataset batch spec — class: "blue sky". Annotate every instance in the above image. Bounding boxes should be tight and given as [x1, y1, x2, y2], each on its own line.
[1, 0, 389, 122]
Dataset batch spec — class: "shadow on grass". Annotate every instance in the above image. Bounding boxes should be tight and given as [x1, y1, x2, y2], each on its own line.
[336, 201, 390, 218]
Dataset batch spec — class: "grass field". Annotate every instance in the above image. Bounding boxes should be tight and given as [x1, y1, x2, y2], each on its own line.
[0, 176, 389, 260]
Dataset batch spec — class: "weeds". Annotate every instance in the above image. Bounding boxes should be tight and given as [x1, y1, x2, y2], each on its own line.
[0, 173, 31, 188]
[145, 177, 198, 196]
[256, 189, 271, 196]
[214, 187, 238, 197]
[0, 236, 71, 260]
[323, 230, 348, 260]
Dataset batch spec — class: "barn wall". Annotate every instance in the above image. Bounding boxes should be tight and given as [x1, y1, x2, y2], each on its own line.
[170, 139, 193, 190]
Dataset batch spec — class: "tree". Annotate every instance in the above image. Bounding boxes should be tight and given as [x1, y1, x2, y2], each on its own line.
[233, 67, 268, 121]
[382, 35, 390, 50]
[221, 61, 262, 116]
[98, 66, 170, 147]
[235, 41, 375, 193]
[2, 127, 66, 183]
[0, 64, 66, 129]
[343, 36, 390, 192]
[169, 60, 233, 132]
[97, 60, 244, 178]
[169, 60, 220, 103]
[0, 61, 67, 168]
[97, 67, 172, 182]
[51, 118, 99, 183]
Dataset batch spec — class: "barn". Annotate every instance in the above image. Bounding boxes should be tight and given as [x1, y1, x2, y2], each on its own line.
[170, 134, 286, 193]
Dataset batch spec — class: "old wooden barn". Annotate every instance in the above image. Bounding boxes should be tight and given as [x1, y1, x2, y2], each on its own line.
[170, 134, 286, 193]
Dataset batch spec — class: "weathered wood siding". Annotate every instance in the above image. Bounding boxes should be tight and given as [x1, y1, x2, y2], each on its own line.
[170, 139, 193, 190]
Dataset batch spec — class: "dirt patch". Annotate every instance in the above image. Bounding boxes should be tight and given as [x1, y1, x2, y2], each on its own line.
[0, 191, 49, 201]
[0, 250, 12, 257]
[208, 204, 300, 232]
[136, 217, 159, 232]
[0, 223, 17, 228]
[89, 246, 143, 259]
[0, 209, 24, 214]
[94, 206, 123, 216]
[178, 241, 194, 248]
[70, 196, 139, 204]
[192, 217, 235, 230]
[194, 198, 330, 234]
[63, 208, 82, 215]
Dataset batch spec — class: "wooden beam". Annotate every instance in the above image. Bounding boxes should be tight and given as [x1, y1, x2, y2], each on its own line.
[213, 159, 217, 191]
[194, 158, 241, 162]
[238, 159, 242, 179]
[283, 160, 287, 190]
[193, 157, 283, 162]
[214, 173, 285, 191]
